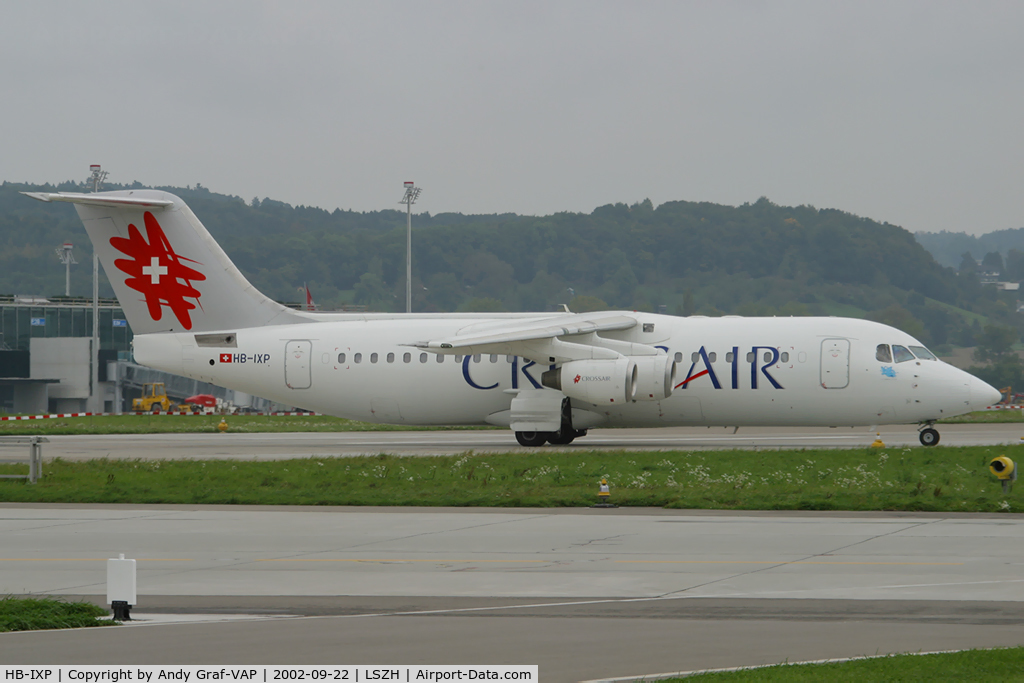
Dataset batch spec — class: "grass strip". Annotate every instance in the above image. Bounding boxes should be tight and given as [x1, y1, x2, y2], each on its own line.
[0, 414, 496, 436]
[0, 445, 1021, 512]
[671, 647, 1024, 681]
[0, 597, 114, 632]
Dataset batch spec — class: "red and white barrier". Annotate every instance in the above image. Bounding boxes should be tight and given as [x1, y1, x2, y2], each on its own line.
[0, 412, 97, 421]
[0, 411, 317, 421]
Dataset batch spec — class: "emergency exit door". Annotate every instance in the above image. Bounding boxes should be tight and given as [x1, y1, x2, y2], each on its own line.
[820, 338, 850, 389]
[285, 340, 312, 389]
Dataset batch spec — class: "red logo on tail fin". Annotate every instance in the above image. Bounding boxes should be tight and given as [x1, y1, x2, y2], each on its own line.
[110, 212, 206, 330]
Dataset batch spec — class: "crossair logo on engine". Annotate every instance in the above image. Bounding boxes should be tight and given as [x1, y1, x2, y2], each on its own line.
[575, 375, 611, 383]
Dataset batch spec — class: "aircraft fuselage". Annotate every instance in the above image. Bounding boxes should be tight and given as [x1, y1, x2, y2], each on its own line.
[134, 312, 989, 429]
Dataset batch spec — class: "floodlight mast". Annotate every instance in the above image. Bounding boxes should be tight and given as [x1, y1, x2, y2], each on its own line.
[88, 164, 108, 193]
[87, 164, 107, 413]
[400, 182, 422, 313]
[56, 242, 76, 297]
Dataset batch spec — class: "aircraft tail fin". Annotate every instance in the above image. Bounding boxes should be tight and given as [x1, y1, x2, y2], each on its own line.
[23, 190, 308, 334]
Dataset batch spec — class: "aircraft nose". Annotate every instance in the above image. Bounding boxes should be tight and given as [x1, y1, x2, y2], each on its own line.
[969, 376, 1002, 410]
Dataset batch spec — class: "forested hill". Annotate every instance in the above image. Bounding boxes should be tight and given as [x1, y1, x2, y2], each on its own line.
[1, 180, 1018, 350]
[915, 227, 1024, 272]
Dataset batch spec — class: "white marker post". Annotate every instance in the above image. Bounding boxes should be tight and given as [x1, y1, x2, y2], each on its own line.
[107, 553, 136, 621]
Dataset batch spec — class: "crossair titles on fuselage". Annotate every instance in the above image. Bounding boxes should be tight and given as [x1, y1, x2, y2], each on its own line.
[461, 345, 784, 393]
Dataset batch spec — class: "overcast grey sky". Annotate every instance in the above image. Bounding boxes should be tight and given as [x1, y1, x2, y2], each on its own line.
[2, 1, 1022, 235]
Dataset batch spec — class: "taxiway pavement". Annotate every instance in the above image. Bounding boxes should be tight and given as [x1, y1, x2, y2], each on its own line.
[1, 505, 1022, 680]
[19, 422, 1024, 461]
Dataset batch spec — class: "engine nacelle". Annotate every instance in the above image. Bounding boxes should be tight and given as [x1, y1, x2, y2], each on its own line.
[541, 358, 637, 405]
[632, 354, 677, 401]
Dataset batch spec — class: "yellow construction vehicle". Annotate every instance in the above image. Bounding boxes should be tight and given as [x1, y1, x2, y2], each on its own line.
[132, 383, 176, 413]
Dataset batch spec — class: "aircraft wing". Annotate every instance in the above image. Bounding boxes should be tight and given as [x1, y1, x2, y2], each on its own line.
[411, 313, 655, 362]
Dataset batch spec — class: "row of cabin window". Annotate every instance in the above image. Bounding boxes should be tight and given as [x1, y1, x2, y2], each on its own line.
[675, 351, 791, 364]
[339, 351, 792, 365]
[338, 346, 932, 365]
[875, 344, 937, 363]
[338, 352, 513, 365]
[336, 346, 936, 367]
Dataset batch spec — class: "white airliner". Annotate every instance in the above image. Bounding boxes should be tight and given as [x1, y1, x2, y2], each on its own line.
[25, 189, 1000, 447]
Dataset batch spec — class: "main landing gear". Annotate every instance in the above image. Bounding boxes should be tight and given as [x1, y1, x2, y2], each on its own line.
[515, 431, 549, 447]
[918, 423, 940, 447]
[514, 398, 587, 447]
[514, 429, 588, 447]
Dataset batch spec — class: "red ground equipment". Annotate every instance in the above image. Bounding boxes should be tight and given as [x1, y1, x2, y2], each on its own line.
[184, 394, 218, 408]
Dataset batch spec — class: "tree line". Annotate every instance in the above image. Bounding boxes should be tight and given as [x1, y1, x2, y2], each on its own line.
[2, 181, 1022, 372]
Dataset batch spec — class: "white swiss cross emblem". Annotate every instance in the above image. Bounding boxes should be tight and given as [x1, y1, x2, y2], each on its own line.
[142, 256, 168, 284]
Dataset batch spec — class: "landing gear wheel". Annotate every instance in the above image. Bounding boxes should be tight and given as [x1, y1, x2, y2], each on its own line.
[919, 428, 940, 447]
[515, 431, 549, 447]
[547, 431, 576, 445]
[548, 429, 588, 445]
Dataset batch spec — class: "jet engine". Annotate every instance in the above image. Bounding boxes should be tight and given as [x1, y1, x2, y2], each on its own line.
[631, 354, 677, 401]
[541, 358, 637, 404]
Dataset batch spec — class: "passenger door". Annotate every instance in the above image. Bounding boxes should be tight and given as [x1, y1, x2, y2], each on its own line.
[820, 338, 850, 389]
[285, 340, 312, 389]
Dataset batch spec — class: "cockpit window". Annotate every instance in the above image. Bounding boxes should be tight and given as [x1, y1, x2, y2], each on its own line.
[892, 345, 915, 363]
[875, 344, 892, 363]
[909, 345, 937, 360]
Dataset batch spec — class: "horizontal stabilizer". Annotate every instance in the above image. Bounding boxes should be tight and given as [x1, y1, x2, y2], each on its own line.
[21, 191, 174, 209]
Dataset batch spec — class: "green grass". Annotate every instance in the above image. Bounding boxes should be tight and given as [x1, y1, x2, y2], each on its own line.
[925, 296, 992, 327]
[0, 597, 114, 632]
[0, 414, 496, 436]
[674, 648, 1024, 681]
[1, 445, 1021, 512]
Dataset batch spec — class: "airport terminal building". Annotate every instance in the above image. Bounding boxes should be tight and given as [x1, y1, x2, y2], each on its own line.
[0, 295, 265, 414]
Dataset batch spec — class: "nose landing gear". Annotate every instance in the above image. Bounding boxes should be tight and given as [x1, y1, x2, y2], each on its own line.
[918, 423, 940, 447]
